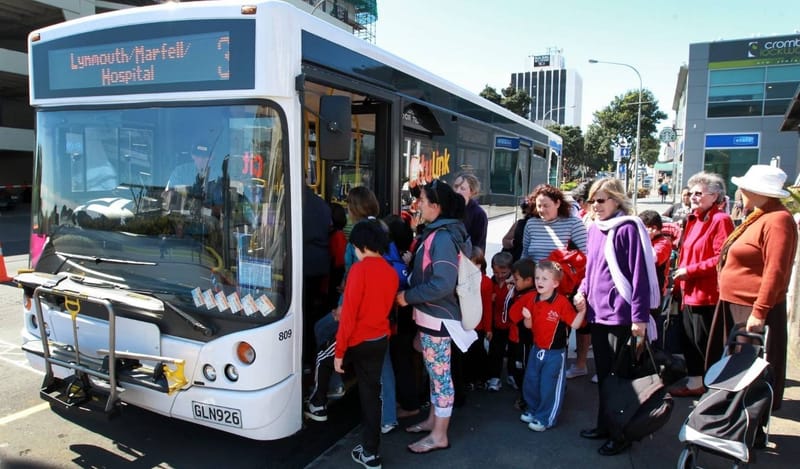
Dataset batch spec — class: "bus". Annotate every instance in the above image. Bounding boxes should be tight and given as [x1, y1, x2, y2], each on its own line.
[18, 0, 562, 440]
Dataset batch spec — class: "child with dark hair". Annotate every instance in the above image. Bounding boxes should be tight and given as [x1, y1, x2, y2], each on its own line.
[506, 258, 538, 408]
[486, 251, 514, 391]
[639, 210, 672, 299]
[330, 220, 398, 468]
[464, 247, 493, 390]
[519, 260, 584, 431]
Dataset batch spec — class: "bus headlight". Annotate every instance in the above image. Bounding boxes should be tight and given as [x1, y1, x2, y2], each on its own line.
[202, 364, 217, 381]
[236, 342, 256, 364]
[224, 364, 239, 382]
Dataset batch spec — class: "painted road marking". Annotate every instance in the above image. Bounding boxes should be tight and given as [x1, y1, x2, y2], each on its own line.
[0, 402, 50, 426]
[0, 338, 44, 375]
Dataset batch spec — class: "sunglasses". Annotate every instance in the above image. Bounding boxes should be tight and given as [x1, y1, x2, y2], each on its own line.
[690, 191, 710, 197]
[588, 198, 609, 204]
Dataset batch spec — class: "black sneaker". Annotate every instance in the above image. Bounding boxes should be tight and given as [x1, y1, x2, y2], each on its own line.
[304, 402, 327, 422]
[351, 444, 382, 468]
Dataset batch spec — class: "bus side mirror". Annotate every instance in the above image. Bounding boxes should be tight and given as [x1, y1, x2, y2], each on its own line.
[318, 95, 351, 161]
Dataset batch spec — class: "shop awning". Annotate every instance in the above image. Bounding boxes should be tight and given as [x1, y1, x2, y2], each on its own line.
[654, 161, 675, 173]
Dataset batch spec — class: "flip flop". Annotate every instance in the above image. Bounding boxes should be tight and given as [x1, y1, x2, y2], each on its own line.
[405, 423, 431, 434]
[407, 438, 450, 454]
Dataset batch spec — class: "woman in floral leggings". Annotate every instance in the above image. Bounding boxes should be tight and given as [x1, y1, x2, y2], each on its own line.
[397, 179, 475, 454]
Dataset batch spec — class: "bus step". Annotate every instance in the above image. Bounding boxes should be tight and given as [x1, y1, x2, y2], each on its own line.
[40, 374, 121, 419]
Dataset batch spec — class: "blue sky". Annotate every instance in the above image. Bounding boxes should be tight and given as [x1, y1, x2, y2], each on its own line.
[375, 0, 799, 131]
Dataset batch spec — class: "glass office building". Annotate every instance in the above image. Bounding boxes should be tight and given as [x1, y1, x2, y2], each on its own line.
[675, 34, 800, 194]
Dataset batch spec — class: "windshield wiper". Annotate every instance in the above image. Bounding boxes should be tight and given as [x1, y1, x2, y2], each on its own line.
[162, 299, 214, 337]
[57, 251, 157, 266]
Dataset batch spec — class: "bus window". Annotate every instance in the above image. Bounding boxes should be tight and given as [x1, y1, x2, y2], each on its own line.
[34, 103, 289, 334]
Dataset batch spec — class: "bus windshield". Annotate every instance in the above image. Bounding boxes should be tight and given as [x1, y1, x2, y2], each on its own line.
[32, 103, 289, 330]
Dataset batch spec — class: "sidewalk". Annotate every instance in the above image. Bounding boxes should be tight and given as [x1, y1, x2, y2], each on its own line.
[307, 351, 800, 469]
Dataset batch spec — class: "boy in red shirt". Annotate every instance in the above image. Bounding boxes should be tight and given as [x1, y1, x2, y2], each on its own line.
[519, 261, 585, 432]
[486, 251, 514, 391]
[313, 220, 398, 469]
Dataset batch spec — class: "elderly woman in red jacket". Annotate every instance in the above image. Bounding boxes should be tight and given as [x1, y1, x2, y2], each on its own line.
[707, 165, 797, 410]
[671, 171, 734, 397]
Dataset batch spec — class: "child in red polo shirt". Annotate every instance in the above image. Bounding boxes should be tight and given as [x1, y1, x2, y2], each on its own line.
[519, 260, 585, 432]
[506, 259, 538, 409]
[486, 251, 514, 391]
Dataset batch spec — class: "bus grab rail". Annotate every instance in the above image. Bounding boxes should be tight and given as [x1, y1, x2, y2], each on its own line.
[33, 286, 120, 413]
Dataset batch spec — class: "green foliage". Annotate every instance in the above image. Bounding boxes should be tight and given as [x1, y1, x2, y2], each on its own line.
[500, 86, 531, 117]
[479, 85, 502, 105]
[584, 89, 668, 173]
[479, 85, 531, 118]
[547, 124, 585, 179]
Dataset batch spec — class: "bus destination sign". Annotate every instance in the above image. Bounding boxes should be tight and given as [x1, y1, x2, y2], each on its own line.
[48, 31, 231, 90]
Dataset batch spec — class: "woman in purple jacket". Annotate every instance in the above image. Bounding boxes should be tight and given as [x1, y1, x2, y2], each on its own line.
[573, 178, 660, 457]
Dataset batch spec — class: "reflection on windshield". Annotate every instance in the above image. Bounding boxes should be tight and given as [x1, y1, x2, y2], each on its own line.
[33, 104, 287, 326]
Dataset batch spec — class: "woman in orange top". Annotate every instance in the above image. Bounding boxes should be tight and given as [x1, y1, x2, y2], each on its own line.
[708, 165, 798, 410]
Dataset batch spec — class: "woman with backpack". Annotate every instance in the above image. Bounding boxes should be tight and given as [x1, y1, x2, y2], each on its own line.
[396, 179, 476, 454]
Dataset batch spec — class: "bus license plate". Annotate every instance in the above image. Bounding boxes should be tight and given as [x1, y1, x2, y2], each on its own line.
[192, 401, 242, 428]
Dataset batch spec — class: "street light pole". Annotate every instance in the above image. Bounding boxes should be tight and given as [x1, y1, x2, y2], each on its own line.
[542, 107, 564, 123]
[589, 59, 643, 212]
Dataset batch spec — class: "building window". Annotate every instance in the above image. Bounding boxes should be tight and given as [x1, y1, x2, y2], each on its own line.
[704, 148, 759, 197]
[707, 65, 800, 118]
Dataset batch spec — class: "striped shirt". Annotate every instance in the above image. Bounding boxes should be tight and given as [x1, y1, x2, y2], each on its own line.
[521, 216, 588, 262]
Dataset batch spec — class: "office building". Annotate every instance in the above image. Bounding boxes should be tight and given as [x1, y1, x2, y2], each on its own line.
[672, 33, 800, 194]
[510, 48, 582, 127]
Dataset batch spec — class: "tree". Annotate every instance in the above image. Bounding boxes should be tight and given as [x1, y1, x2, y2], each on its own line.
[479, 85, 502, 105]
[546, 124, 585, 180]
[479, 85, 531, 118]
[584, 89, 667, 173]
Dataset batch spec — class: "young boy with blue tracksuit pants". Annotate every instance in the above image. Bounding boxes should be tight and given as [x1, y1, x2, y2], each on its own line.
[519, 260, 586, 432]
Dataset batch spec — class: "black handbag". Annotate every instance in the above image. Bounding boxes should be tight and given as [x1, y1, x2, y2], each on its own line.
[601, 338, 674, 441]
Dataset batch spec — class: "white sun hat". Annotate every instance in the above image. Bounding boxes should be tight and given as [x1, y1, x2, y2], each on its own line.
[731, 164, 790, 198]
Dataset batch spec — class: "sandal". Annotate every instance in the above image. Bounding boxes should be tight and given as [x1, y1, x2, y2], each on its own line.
[405, 423, 431, 434]
[407, 437, 450, 454]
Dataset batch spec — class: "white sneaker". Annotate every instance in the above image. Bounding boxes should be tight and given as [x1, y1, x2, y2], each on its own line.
[591, 374, 599, 383]
[380, 423, 397, 434]
[352, 444, 382, 469]
[486, 377, 502, 392]
[565, 365, 588, 379]
[528, 420, 546, 432]
[486, 378, 503, 391]
[520, 412, 535, 424]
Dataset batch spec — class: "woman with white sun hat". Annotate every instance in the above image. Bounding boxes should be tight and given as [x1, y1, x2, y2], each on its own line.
[707, 164, 797, 411]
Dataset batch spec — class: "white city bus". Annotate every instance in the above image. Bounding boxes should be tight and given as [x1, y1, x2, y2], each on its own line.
[18, 0, 562, 440]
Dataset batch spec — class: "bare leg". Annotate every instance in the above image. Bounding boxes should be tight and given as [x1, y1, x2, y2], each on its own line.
[575, 334, 591, 370]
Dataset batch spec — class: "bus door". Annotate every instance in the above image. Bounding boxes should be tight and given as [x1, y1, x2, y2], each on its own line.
[300, 80, 394, 214]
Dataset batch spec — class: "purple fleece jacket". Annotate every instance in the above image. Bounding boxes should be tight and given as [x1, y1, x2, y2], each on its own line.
[578, 218, 653, 326]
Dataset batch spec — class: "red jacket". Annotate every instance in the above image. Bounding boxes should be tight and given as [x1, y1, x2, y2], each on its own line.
[651, 233, 673, 296]
[335, 256, 398, 359]
[676, 205, 733, 306]
[476, 275, 493, 332]
[491, 279, 512, 330]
